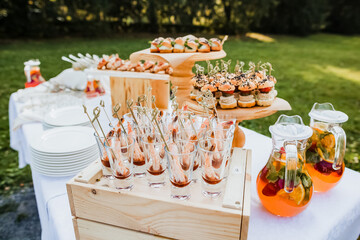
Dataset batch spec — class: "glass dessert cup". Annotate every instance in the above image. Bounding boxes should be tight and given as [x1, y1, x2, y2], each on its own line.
[105, 136, 135, 190]
[256, 115, 314, 217]
[166, 140, 196, 200]
[203, 127, 234, 178]
[126, 122, 146, 177]
[306, 103, 348, 192]
[94, 133, 113, 178]
[142, 134, 168, 188]
[198, 138, 231, 198]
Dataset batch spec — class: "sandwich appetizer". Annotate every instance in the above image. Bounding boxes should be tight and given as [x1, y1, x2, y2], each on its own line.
[149, 35, 227, 53]
[189, 60, 278, 108]
[97, 54, 173, 75]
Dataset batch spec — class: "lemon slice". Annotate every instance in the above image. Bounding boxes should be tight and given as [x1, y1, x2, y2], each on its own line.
[278, 183, 305, 205]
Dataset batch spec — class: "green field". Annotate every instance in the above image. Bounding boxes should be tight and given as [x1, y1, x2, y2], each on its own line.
[0, 34, 359, 193]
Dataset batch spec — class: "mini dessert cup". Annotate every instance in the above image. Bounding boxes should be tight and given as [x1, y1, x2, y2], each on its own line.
[126, 123, 146, 177]
[142, 134, 168, 188]
[198, 138, 231, 198]
[166, 141, 197, 200]
[94, 133, 113, 178]
[105, 137, 134, 190]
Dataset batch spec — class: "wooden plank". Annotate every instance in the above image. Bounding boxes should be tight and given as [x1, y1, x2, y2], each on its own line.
[72, 217, 80, 240]
[75, 218, 168, 240]
[67, 183, 76, 217]
[85, 69, 170, 81]
[110, 77, 169, 115]
[240, 150, 251, 240]
[74, 160, 103, 184]
[222, 149, 247, 210]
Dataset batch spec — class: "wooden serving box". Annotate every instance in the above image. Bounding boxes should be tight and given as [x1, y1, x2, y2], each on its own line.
[67, 148, 251, 240]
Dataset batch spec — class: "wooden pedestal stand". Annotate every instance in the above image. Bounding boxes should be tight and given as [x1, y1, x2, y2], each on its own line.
[129, 48, 291, 147]
[183, 97, 292, 147]
[130, 49, 226, 104]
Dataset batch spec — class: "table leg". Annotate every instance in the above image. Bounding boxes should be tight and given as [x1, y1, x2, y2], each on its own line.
[232, 121, 245, 148]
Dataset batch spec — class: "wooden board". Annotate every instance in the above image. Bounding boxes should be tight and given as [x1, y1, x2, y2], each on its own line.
[183, 97, 291, 121]
[129, 49, 226, 68]
[67, 148, 251, 240]
[110, 77, 169, 116]
[85, 69, 170, 81]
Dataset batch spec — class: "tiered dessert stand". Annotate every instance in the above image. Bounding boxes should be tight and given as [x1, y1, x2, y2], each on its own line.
[129, 49, 291, 147]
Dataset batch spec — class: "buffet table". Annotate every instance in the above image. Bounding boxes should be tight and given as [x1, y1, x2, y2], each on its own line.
[9, 92, 360, 240]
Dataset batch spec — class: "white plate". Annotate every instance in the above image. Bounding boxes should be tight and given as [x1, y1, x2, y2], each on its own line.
[31, 160, 93, 172]
[30, 146, 98, 158]
[30, 145, 97, 156]
[31, 154, 98, 165]
[30, 127, 96, 154]
[44, 106, 90, 126]
[32, 156, 97, 169]
[31, 167, 85, 177]
[31, 151, 98, 162]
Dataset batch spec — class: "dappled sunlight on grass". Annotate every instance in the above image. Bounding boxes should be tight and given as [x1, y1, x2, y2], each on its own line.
[245, 32, 275, 43]
[314, 65, 360, 83]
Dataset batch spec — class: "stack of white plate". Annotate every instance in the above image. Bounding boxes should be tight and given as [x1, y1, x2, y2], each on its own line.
[43, 106, 91, 129]
[30, 126, 99, 177]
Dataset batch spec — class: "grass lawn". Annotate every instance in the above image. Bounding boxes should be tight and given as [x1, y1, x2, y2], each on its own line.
[0, 34, 359, 193]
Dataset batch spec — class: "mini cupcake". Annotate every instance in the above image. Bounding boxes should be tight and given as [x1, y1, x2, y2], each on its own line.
[191, 75, 207, 100]
[218, 83, 237, 109]
[201, 83, 218, 97]
[238, 81, 256, 108]
[256, 79, 277, 106]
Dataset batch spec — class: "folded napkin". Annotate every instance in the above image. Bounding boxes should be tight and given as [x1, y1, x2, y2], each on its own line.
[13, 109, 44, 131]
[50, 68, 87, 90]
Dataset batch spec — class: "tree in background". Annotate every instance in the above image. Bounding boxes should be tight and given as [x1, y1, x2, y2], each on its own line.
[0, 0, 359, 38]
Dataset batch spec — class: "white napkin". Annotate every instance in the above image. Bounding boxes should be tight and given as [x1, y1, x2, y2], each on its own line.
[50, 68, 87, 90]
[13, 109, 44, 131]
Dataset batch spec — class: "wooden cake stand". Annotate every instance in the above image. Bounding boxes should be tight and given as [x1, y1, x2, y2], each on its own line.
[130, 48, 291, 147]
[130, 49, 226, 104]
[183, 97, 292, 147]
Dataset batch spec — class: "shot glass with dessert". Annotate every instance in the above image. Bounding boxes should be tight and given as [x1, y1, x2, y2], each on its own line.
[198, 136, 232, 198]
[142, 134, 169, 188]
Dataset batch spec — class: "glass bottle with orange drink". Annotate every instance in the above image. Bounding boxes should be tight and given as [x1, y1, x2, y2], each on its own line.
[257, 115, 314, 217]
[306, 103, 348, 192]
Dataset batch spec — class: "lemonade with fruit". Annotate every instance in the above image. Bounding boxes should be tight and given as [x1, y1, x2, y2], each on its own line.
[305, 123, 345, 192]
[257, 149, 313, 217]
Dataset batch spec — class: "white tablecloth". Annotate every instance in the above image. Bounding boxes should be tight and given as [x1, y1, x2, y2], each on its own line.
[9, 93, 360, 240]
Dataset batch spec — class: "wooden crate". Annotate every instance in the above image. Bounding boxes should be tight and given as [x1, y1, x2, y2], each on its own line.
[67, 148, 251, 240]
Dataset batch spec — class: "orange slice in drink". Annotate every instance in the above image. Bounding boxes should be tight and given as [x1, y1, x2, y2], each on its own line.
[278, 183, 305, 205]
[317, 147, 334, 164]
